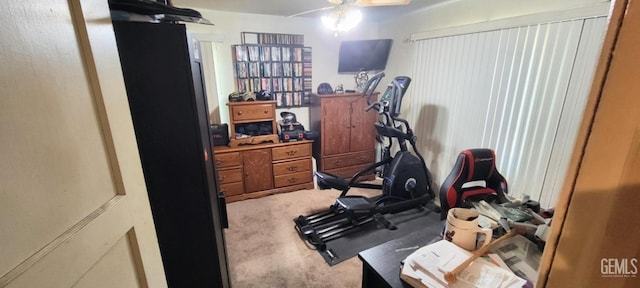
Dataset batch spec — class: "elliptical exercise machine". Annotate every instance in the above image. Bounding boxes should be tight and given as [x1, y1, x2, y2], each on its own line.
[294, 72, 439, 250]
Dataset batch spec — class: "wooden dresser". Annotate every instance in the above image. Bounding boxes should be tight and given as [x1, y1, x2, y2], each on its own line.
[310, 93, 378, 180]
[213, 140, 314, 202]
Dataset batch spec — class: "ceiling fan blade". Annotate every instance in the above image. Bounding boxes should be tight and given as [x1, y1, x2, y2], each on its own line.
[356, 0, 411, 6]
[288, 6, 334, 17]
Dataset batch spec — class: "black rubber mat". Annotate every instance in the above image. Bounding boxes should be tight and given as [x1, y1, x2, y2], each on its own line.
[317, 207, 443, 266]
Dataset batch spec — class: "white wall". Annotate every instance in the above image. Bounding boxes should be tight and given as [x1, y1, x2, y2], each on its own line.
[186, 10, 380, 128]
[378, 0, 610, 90]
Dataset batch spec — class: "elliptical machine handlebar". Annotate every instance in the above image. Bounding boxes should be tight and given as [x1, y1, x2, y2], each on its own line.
[363, 72, 385, 107]
[363, 73, 412, 121]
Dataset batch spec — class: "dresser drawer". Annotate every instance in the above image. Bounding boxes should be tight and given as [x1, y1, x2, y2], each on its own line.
[219, 182, 244, 197]
[231, 103, 275, 122]
[273, 159, 311, 176]
[323, 151, 374, 170]
[217, 168, 243, 184]
[214, 152, 241, 168]
[272, 143, 311, 161]
[274, 171, 313, 188]
[324, 164, 375, 180]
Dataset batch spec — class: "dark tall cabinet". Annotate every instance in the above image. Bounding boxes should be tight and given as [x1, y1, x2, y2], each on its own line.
[112, 21, 230, 287]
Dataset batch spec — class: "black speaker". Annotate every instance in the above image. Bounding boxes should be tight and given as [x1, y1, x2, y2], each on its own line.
[210, 123, 229, 146]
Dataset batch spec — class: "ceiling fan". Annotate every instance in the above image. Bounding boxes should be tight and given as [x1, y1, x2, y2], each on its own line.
[290, 0, 411, 33]
[288, 0, 412, 18]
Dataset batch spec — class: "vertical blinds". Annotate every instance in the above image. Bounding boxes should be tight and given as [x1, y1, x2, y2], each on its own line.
[408, 17, 606, 208]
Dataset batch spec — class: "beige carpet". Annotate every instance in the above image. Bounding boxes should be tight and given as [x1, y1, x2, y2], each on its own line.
[224, 187, 380, 288]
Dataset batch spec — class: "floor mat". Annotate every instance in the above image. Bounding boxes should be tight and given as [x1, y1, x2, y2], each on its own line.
[317, 207, 443, 266]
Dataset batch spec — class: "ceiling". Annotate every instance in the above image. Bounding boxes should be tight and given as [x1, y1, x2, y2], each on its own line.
[172, 0, 449, 22]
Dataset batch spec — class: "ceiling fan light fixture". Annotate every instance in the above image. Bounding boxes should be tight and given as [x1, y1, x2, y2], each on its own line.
[321, 8, 362, 33]
[356, 0, 411, 6]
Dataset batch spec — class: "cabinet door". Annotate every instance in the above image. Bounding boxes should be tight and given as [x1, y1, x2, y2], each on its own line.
[242, 149, 274, 193]
[349, 96, 377, 152]
[322, 98, 352, 156]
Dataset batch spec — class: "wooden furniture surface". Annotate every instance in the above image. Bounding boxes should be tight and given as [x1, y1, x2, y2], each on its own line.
[227, 101, 280, 147]
[310, 93, 378, 180]
[214, 140, 314, 202]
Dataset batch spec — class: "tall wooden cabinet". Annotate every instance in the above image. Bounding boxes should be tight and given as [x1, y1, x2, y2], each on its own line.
[310, 93, 378, 180]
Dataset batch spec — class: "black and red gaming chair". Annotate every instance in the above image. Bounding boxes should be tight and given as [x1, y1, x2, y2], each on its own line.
[439, 149, 510, 220]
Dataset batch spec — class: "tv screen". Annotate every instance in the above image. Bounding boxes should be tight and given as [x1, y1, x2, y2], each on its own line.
[338, 39, 393, 73]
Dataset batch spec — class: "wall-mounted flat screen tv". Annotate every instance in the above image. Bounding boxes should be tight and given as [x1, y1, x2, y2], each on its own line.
[338, 39, 393, 73]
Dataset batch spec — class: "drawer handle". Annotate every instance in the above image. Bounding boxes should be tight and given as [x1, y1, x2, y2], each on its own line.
[286, 150, 297, 156]
[287, 166, 298, 171]
[287, 177, 298, 183]
[215, 159, 223, 165]
[237, 111, 243, 115]
[334, 160, 342, 164]
[219, 176, 225, 181]
[264, 109, 269, 114]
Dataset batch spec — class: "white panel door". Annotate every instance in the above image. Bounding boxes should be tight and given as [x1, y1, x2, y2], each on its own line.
[0, 0, 166, 287]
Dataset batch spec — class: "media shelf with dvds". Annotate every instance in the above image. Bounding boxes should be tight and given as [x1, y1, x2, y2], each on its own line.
[232, 32, 312, 108]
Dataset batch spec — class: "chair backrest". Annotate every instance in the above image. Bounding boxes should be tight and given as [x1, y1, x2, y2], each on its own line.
[438, 149, 509, 219]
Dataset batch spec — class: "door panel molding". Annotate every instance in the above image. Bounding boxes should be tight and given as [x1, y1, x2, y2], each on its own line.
[0, 196, 133, 287]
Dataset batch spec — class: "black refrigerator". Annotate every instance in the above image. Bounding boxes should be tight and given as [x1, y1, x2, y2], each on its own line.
[112, 21, 230, 287]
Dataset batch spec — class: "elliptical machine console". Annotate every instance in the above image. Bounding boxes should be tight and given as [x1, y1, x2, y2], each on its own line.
[294, 72, 438, 251]
[376, 76, 411, 117]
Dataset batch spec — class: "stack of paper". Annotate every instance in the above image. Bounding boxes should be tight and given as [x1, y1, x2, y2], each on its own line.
[400, 240, 526, 288]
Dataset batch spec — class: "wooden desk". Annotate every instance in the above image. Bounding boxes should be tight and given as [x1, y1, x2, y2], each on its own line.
[358, 213, 443, 288]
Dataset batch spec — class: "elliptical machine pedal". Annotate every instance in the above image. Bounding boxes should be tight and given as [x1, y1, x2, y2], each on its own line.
[373, 213, 397, 230]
